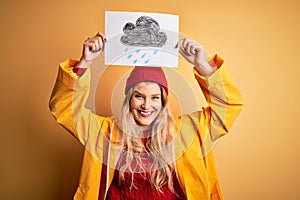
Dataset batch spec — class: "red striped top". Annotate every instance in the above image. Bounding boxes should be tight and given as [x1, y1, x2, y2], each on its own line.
[105, 170, 186, 200]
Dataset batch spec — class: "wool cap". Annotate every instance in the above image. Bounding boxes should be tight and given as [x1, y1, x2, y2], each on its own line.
[125, 66, 168, 95]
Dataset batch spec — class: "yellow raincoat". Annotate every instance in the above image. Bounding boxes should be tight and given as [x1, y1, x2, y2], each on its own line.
[49, 55, 243, 200]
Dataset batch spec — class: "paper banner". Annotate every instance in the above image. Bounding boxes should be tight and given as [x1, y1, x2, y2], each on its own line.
[105, 11, 179, 67]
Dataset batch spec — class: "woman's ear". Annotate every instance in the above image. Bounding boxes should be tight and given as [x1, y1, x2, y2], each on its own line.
[160, 86, 167, 107]
[128, 96, 133, 112]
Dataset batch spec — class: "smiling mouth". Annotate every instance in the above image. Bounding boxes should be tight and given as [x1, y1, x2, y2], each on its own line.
[138, 110, 154, 118]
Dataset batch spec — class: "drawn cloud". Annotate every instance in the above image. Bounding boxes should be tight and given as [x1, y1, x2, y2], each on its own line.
[120, 16, 167, 47]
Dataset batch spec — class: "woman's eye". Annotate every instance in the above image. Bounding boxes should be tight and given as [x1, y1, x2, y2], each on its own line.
[152, 96, 160, 100]
[134, 94, 143, 99]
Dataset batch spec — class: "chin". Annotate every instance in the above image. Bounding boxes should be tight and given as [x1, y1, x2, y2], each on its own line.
[135, 117, 156, 127]
[137, 121, 152, 127]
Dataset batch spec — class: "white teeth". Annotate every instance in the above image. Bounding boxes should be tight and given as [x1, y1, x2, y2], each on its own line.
[141, 111, 151, 115]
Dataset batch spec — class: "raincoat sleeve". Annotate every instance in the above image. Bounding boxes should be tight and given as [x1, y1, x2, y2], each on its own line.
[194, 54, 244, 142]
[49, 59, 112, 146]
[174, 55, 244, 200]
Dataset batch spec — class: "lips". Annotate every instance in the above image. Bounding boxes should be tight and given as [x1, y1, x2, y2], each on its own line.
[138, 110, 154, 118]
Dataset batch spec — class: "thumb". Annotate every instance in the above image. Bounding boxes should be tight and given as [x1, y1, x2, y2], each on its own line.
[95, 32, 107, 43]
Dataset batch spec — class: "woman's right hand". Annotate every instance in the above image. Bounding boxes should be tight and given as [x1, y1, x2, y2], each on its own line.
[77, 32, 106, 68]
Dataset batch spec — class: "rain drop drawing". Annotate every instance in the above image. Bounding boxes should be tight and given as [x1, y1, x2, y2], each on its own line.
[125, 48, 159, 65]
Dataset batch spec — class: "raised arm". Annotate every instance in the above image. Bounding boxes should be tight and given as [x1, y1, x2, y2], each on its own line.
[177, 38, 244, 142]
[49, 33, 112, 146]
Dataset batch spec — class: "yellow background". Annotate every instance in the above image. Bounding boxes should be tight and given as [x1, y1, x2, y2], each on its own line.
[1, 0, 299, 199]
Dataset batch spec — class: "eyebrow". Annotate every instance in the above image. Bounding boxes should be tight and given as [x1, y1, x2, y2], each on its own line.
[133, 91, 161, 96]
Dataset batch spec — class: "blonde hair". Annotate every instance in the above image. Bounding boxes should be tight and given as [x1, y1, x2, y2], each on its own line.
[117, 82, 175, 193]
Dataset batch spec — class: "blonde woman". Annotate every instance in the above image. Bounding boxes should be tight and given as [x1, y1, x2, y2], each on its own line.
[50, 32, 243, 200]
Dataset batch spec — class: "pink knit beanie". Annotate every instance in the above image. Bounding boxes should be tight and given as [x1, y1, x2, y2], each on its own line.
[125, 66, 168, 95]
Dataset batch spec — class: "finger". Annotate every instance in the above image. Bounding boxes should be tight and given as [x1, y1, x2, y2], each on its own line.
[187, 40, 199, 55]
[96, 32, 107, 43]
[95, 32, 106, 52]
[84, 37, 93, 50]
[177, 38, 194, 56]
[89, 43, 96, 52]
[86, 40, 97, 52]
[189, 44, 197, 55]
[179, 46, 190, 58]
[175, 38, 183, 48]
[86, 37, 101, 52]
[194, 47, 201, 54]
[97, 38, 102, 52]
[175, 38, 186, 53]
[96, 36, 105, 52]
[181, 38, 188, 48]
[99, 32, 107, 43]
[84, 37, 91, 43]
[176, 38, 187, 49]
[194, 45, 203, 55]
[93, 39, 100, 52]
[178, 47, 185, 56]
[84, 40, 93, 53]
[180, 38, 191, 54]
[184, 41, 192, 56]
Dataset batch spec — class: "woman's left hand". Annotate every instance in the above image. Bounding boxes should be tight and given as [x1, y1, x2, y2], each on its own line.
[177, 38, 217, 76]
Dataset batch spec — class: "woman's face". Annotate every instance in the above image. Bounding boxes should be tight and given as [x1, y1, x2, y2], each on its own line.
[130, 82, 162, 127]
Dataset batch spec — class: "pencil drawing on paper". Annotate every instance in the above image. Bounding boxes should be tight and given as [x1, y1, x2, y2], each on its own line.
[120, 16, 167, 47]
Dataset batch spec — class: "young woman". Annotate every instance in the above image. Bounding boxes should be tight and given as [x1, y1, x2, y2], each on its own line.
[50, 32, 243, 200]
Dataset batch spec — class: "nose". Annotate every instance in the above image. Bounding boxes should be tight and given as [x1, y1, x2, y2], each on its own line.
[141, 98, 150, 110]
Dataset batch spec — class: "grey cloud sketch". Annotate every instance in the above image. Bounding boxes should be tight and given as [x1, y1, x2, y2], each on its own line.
[120, 16, 167, 47]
